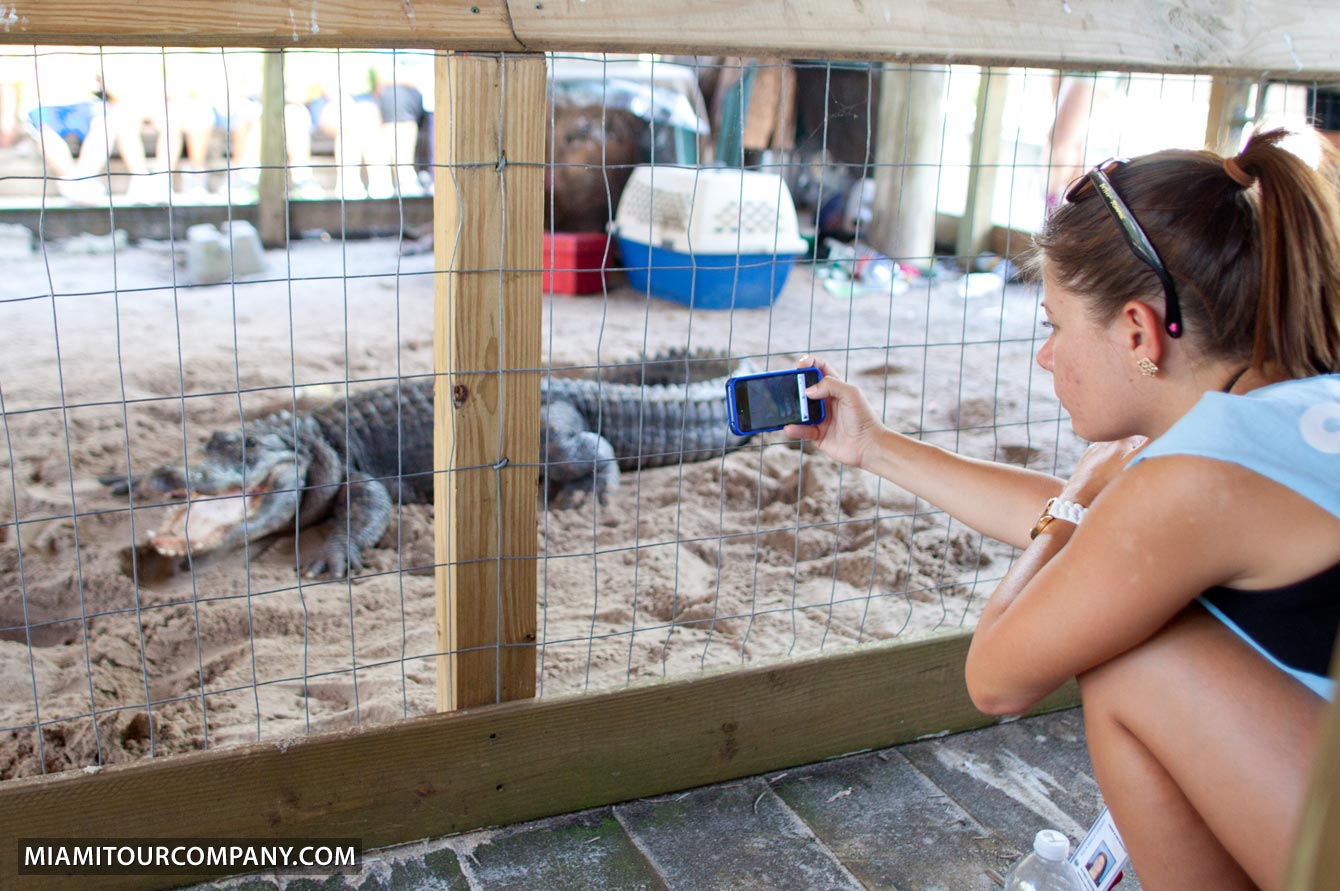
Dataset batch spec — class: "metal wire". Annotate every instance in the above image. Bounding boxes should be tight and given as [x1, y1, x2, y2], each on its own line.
[0, 48, 1260, 779]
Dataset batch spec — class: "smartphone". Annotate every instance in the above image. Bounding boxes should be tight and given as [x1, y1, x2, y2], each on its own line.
[725, 367, 825, 436]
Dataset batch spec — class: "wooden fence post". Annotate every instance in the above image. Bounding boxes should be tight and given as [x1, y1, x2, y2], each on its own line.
[256, 49, 287, 248]
[433, 52, 544, 712]
[956, 66, 1007, 262]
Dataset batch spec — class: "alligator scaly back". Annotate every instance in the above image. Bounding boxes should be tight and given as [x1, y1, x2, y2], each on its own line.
[540, 349, 756, 472]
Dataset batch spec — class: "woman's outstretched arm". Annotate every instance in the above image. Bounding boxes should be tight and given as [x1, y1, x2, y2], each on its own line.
[785, 355, 1065, 549]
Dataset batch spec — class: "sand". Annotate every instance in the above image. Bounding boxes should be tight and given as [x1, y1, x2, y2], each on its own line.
[0, 236, 1082, 778]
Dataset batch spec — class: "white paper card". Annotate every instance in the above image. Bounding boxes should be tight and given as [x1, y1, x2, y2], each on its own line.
[1070, 807, 1129, 890]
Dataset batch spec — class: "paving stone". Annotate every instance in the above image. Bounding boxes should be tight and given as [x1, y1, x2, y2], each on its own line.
[179, 875, 346, 891]
[770, 748, 1010, 891]
[616, 778, 864, 891]
[353, 840, 470, 891]
[901, 710, 1099, 850]
[420, 847, 472, 890]
[458, 806, 665, 891]
[901, 709, 1142, 889]
[281, 875, 354, 891]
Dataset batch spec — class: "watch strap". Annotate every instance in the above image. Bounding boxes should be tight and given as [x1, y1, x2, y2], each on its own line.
[1030, 497, 1088, 540]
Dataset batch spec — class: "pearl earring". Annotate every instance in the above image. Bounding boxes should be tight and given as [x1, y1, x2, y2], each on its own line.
[1138, 357, 1159, 377]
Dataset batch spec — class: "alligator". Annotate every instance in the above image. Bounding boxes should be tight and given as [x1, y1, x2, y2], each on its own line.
[102, 351, 755, 577]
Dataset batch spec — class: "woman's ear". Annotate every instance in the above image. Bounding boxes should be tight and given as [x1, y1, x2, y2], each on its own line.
[1119, 299, 1165, 363]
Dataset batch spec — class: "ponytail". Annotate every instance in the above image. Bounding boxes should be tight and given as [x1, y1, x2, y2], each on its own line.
[1231, 129, 1340, 377]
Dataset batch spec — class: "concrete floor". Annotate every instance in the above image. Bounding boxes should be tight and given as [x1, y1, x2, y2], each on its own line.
[183, 707, 1141, 891]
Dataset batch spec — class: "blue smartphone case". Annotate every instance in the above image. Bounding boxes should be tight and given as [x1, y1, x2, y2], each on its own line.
[725, 367, 825, 436]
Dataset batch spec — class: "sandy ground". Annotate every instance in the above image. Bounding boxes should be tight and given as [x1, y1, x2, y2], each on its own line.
[0, 235, 1083, 778]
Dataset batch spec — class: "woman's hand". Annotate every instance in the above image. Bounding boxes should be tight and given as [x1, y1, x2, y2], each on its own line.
[783, 356, 885, 470]
[1060, 436, 1148, 507]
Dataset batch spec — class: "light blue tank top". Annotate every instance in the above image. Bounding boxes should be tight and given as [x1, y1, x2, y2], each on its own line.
[1133, 374, 1340, 699]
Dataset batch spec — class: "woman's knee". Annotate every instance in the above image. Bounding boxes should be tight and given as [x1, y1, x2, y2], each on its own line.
[1077, 606, 1217, 717]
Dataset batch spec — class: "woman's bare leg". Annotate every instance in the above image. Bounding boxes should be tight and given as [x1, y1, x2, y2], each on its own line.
[1078, 607, 1324, 891]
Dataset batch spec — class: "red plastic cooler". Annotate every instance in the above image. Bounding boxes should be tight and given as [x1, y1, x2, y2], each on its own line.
[543, 232, 611, 295]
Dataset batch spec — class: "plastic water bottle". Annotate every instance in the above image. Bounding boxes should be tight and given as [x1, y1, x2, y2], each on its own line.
[1005, 829, 1085, 891]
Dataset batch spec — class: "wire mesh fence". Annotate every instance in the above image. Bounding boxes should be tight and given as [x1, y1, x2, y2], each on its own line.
[0, 46, 1330, 778]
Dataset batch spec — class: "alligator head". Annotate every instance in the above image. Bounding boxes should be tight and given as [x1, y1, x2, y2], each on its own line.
[129, 415, 315, 558]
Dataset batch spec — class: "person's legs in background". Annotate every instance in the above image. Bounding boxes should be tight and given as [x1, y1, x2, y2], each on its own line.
[27, 102, 111, 204]
[1044, 74, 1116, 211]
[281, 100, 323, 198]
[317, 92, 387, 199]
[226, 97, 323, 202]
[116, 100, 174, 204]
[0, 78, 22, 149]
[171, 95, 222, 198]
[376, 81, 424, 196]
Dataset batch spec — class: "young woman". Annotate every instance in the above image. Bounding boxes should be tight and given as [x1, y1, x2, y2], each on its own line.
[787, 127, 1340, 890]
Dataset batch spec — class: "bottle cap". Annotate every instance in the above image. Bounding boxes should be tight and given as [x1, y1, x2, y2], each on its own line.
[1033, 829, 1070, 862]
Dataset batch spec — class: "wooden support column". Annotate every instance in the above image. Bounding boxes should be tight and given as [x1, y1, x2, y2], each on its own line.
[433, 53, 544, 713]
[868, 63, 949, 269]
[956, 67, 1007, 262]
[256, 50, 287, 248]
[1205, 77, 1253, 155]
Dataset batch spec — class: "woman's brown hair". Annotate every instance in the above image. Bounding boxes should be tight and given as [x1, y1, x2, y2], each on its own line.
[1035, 127, 1340, 378]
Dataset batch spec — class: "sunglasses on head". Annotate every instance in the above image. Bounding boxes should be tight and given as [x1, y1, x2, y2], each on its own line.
[1065, 158, 1184, 338]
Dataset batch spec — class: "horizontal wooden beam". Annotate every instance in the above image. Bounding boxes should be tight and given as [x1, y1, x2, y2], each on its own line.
[4, 0, 1340, 76]
[0, 0, 523, 50]
[513, 0, 1340, 75]
[0, 628, 1079, 890]
[0, 197, 432, 242]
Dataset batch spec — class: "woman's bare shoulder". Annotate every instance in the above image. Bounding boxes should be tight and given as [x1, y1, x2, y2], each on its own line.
[1103, 453, 1340, 589]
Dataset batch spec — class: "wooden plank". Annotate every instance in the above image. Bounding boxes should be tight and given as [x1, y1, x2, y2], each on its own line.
[0, 629, 1080, 890]
[255, 50, 287, 248]
[464, 809, 667, 890]
[615, 779, 865, 890]
[432, 52, 544, 713]
[7, 0, 1340, 75]
[987, 220, 1038, 262]
[771, 749, 1013, 890]
[508, 0, 1340, 77]
[1, 0, 522, 50]
[901, 709, 1108, 852]
[0, 197, 431, 242]
[957, 67, 1009, 262]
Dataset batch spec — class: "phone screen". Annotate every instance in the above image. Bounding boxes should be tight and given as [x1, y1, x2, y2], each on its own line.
[730, 368, 824, 434]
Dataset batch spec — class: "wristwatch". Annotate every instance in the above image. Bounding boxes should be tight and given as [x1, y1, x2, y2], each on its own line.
[1030, 497, 1088, 540]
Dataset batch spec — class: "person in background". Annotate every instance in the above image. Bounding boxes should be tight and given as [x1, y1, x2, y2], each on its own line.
[220, 49, 325, 202]
[0, 47, 28, 149]
[790, 126, 1340, 890]
[289, 49, 391, 200]
[367, 54, 427, 197]
[1044, 73, 1120, 212]
[95, 47, 202, 204]
[20, 46, 158, 205]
